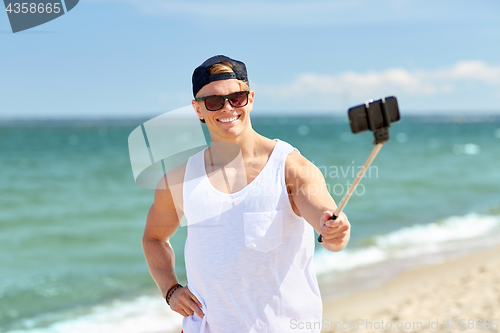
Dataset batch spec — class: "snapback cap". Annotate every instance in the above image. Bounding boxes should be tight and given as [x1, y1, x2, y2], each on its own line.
[192, 55, 248, 98]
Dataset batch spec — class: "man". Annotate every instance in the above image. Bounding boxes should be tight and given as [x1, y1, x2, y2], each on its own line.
[142, 55, 350, 332]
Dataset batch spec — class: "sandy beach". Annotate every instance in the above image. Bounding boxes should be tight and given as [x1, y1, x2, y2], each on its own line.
[320, 245, 500, 333]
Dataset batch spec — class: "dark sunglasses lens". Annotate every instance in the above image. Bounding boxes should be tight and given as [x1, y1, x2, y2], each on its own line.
[205, 96, 225, 111]
[229, 92, 248, 107]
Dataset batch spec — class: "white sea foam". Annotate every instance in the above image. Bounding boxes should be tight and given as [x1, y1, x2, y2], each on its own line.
[6, 295, 183, 333]
[314, 245, 387, 275]
[315, 212, 500, 275]
[375, 213, 499, 247]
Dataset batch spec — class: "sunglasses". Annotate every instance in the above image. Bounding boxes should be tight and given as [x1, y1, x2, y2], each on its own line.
[195, 91, 250, 111]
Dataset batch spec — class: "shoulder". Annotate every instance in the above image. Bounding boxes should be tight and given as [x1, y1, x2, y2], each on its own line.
[158, 147, 206, 193]
[166, 161, 188, 187]
[276, 139, 310, 177]
[153, 161, 187, 209]
[154, 161, 187, 191]
[284, 148, 323, 185]
[259, 135, 280, 153]
[284, 148, 310, 172]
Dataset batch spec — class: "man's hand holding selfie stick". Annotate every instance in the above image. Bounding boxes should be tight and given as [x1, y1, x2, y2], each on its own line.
[317, 96, 401, 244]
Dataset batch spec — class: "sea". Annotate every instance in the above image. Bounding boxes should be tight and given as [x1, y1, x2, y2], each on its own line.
[1, 114, 500, 333]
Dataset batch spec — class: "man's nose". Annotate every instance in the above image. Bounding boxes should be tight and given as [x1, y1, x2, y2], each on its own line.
[220, 98, 233, 111]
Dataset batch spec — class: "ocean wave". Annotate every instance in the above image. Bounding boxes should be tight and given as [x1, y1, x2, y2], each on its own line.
[5, 295, 183, 333]
[315, 212, 500, 275]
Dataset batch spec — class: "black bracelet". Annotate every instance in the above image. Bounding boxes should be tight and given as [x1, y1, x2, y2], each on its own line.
[165, 283, 179, 302]
[166, 283, 183, 305]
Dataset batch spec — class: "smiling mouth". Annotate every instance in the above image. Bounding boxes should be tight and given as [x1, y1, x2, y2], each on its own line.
[217, 115, 241, 123]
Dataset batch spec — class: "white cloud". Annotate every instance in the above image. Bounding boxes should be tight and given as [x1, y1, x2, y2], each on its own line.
[432, 61, 500, 83]
[255, 61, 500, 105]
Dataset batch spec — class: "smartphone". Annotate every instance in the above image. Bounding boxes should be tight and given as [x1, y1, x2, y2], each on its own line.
[348, 96, 400, 134]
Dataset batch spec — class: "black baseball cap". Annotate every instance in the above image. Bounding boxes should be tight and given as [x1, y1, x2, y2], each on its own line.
[192, 55, 249, 98]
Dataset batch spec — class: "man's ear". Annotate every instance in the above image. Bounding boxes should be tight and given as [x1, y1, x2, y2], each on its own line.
[249, 90, 255, 104]
[248, 90, 255, 112]
[192, 100, 203, 120]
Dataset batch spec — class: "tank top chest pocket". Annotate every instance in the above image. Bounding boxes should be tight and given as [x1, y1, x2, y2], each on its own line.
[243, 210, 283, 252]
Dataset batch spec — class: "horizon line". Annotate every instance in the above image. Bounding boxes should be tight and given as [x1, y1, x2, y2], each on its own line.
[1, 112, 499, 127]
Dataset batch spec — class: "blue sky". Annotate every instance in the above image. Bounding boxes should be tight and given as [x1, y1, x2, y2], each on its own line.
[1, 0, 499, 119]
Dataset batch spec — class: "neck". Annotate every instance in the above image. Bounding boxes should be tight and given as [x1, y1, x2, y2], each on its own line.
[209, 125, 263, 159]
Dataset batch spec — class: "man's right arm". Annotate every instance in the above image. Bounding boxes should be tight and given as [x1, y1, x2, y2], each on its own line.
[142, 174, 181, 299]
[142, 172, 204, 318]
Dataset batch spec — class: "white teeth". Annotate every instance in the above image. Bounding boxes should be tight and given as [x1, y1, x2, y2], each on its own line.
[218, 116, 239, 123]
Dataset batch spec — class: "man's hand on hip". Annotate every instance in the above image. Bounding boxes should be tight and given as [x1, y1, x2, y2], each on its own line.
[169, 286, 204, 319]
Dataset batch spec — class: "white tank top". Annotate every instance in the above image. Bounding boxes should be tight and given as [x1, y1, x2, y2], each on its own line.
[182, 139, 322, 333]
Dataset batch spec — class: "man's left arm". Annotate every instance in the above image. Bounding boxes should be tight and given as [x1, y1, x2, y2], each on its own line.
[285, 151, 350, 252]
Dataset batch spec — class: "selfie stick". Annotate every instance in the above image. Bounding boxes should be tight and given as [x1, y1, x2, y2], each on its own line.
[318, 97, 399, 243]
